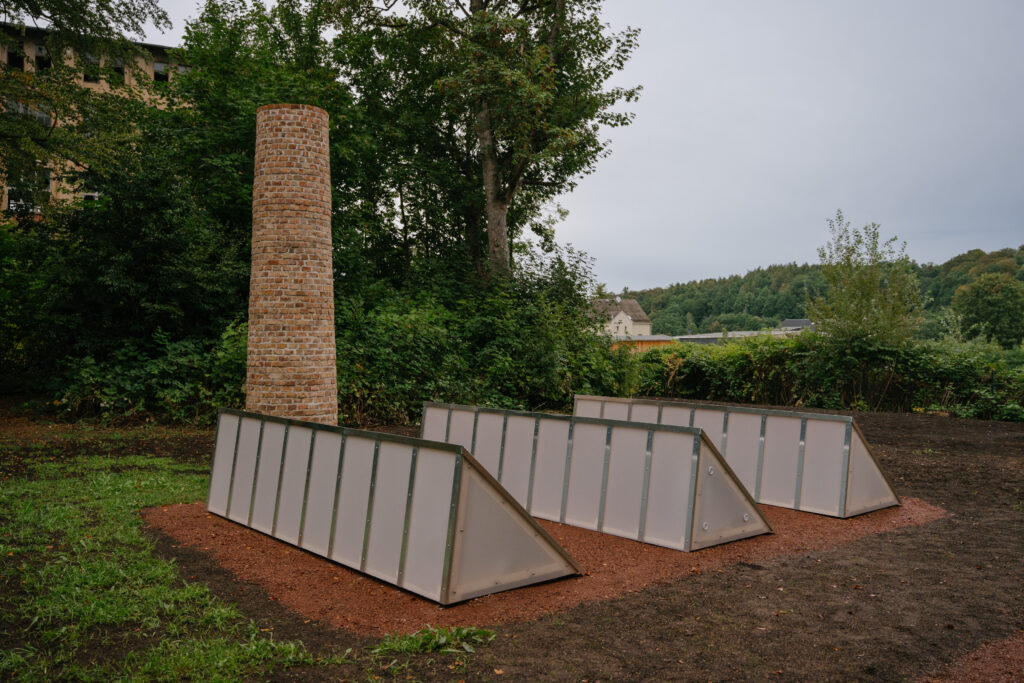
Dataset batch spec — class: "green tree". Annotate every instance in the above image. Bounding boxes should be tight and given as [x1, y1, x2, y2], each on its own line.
[951, 272, 1024, 348]
[805, 210, 923, 346]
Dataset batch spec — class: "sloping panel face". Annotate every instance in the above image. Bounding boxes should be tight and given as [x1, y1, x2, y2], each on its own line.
[572, 396, 900, 518]
[423, 403, 772, 551]
[208, 409, 578, 605]
[690, 435, 772, 550]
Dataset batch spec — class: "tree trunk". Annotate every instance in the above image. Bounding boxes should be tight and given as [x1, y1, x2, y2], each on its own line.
[475, 97, 511, 276]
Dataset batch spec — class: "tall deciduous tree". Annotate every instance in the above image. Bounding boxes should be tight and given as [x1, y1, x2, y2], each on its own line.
[806, 210, 923, 346]
[334, 0, 639, 277]
[952, 272, 1024, 348]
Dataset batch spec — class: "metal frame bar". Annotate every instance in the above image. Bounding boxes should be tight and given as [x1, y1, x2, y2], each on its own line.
[470, 409, 480, 455]
[206, 414, 226, 508]
[439, 452, 464, 602]
[559, 422, 574, 523]
[359, 440, 381, 572]
[573, 396, 855, 424]
[637, 428, 654, 540]
[596, 425, 613, 531]
[683, 434, 701, 551]
[793, 418, 807, 510]
[526, 417, 540, 512]
[223, 416, 243, 516]
[246, 419, 266, 526]
[444, 406, 453, 441]
[296, 430, 318, 547]
[496, 414, 509, 482]
[720, 409, 730, 454]
[754, 414, 767, 500]
[326, 433, 346, 559]
[839, 422, 852, 517]
[270, 424, 290, 536]
[396, 446, 419, 586]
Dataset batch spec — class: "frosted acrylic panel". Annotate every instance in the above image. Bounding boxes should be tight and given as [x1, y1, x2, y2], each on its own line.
[574, 397, 603, 418]
[498, 415, 535, 503]
[250, 421, 286, 534]
[759, 417, 801, 508]
[601, 426, 648, 539]
[364, 442, 413, 584]
[330, 435, 376, 566]
[449, 467, 573, 602]
[299, 431, 343, 555]
[472, 412, 504, 475]
[275, 426, 313, 544]
[447, 409, 476, 453]
[602, 401, 630, 421]
[563, 423, 608, 528]
[690, 441, 769, 550]
[799, 420, 846, 516]
[692, 408, 725, 447]
[400, 447, 455, 601]
[208, 413, 239, 515]
[227, 417, 262, 522]
[421, 405, 449, 441]
[660, 405, 691, 427]
[530, 419, 570, 520]
[642, 431, 695, 549]
[845, 432, 897, 515]
[630, 403, 660, 424]
[724, 412, 762, 494]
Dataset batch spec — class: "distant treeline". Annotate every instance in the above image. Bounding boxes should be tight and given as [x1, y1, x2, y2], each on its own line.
[629, 246, 1024, 337]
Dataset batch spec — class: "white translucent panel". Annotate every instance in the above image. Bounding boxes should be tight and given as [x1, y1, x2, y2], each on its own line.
[208, 413, 239, 516]
[363, 442, 413, 584]
[472, 412, 504, 475]
[275, 426, 313, 544]
[399, 447, 454, 602]
[498, 415, 535, 502]
[659, 405, 691, 427]
[330, 435, 376, 567]
[563, 422, 608, 528]
[250, 421, 286, 534]
[690, 438, 771, 550]
[446, 408, 476, 452]
[844, 429, 899, 516]
[758, 416, 802, 509]
[420, 405, 449, 441]
[723, 411, 761, 494]
[227, 417, 262, 523]
[601, 426, 648, 539]
[798, 420, 846, 516]
[299, 430, 342, 555]
[642, 431, 696, 550]
[574, 396, 603, 418]
[629, 403, 660, 424]
[602, 401, 630, 421]
[447, 465, 578, 603]
[529, 419, 570, 521]
[692, 408, 725, 448]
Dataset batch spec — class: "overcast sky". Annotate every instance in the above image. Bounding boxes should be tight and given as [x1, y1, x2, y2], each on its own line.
[145, 1, 1024, 292]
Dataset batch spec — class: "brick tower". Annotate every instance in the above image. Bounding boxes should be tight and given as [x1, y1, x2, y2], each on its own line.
[246, 104, 337, 425]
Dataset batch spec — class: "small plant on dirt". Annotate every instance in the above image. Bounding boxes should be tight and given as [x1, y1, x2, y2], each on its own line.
[369, 625, 496, 656]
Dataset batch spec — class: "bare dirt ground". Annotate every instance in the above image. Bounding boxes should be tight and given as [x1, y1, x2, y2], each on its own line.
[5, 408, 1024, 680]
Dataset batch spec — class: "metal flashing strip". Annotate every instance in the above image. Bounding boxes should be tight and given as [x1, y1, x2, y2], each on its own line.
[296, 430, 317, 547]
[224, 416, 243, 516]
[682, 434, 701, 551]
[326, 433, 346, 559]
[497, 414, 509, 483]
[359, 440, 381, 572]
[526, 417, 540, 511]
[839, 422, 853, 517]
[596, 425, 613, 531]
[573, 396, 856, 424]
[438, 451, 464, 602]
[637, 429, 654, 541]
[559, 422, 575, 523]
[396, 446, 419, 585]
[793, 418, 807, 509]
[247, 419, 266, 526]
[754, 414, 767, 500]
[270, 424, 290, 536]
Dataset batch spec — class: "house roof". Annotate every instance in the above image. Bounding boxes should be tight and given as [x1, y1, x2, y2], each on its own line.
[593, 298, 651, 324]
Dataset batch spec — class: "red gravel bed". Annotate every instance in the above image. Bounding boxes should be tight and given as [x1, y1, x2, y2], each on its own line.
[143, 498, 945, 636]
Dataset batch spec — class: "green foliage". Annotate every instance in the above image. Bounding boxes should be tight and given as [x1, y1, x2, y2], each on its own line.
[951, 272, 1024, 349]
[805, 210, 923, 346]
[369, 625, 495, 656]
[637, 333, 1024, 421]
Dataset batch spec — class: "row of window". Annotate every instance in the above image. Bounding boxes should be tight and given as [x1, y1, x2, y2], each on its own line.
[4, 47, 185, 82]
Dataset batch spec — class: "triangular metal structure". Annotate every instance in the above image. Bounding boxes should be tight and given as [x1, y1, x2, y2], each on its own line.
[421, 403, 771, 551]
[573, 396, 899, 518]
[207, 409, 579, 605]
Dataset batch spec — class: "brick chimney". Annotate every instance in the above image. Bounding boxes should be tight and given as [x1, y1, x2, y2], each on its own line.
[246, 104, 337, 425]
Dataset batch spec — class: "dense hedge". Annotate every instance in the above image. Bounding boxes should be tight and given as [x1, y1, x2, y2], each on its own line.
[635, 333, 1024, 421]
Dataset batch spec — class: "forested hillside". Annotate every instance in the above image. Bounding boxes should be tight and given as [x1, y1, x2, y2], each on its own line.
[630, 246, 1024, 338]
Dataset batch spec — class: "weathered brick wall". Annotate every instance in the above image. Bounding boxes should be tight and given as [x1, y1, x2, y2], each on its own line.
[246, 104, 337, 425]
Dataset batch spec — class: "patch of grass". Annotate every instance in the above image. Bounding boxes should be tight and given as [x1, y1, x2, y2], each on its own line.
[369, 625, 495, 656]
[0, 445, 333, 681]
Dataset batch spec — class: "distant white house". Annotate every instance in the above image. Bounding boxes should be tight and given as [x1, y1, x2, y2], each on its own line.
[593, 297, 653, 336]
[675, 318, 815, 345]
